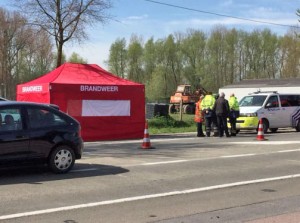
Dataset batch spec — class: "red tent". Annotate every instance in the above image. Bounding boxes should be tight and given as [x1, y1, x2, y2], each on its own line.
[17, 63, 145, 141]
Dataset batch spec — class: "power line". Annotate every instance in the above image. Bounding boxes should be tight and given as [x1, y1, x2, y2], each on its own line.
[144, 0, 299, 29]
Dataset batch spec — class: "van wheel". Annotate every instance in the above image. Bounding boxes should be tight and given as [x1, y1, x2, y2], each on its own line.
[48, 146, 75, 174]
[263, 120, 269, 133]
[259, 119, 269, 133]
[270, 128, 278, 133]
[296, 120, 300, 132]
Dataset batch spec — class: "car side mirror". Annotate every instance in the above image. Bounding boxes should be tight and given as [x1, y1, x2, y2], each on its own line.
[265, 103, 272, 108]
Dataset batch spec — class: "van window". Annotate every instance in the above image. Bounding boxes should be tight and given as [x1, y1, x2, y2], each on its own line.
[280, 95, 300, 107]
[240, 95, 267, 107]
[265, 95, 279, 108]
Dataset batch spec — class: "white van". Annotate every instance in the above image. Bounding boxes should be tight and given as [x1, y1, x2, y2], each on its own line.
[236, 91, 300, 133]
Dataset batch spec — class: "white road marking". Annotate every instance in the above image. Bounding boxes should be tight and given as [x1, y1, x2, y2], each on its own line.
[85, 139, 300, 146]
[278, 149, 300, 153]
[142, 160, 188, 165]
[221, 154, 255, 158]
[1, 174, 300, 220]
[231, 141, 300, 145]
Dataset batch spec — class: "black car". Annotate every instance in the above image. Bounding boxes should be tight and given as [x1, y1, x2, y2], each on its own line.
[0, 101, 83, 173]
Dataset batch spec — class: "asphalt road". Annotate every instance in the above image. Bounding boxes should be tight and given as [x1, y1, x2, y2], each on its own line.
[0, 129, 300, 223]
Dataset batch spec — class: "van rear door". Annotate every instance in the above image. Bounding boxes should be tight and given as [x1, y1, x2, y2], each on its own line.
[279, 95, 300, 127]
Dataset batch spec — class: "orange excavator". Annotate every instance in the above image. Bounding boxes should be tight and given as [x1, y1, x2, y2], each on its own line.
[169, 84, 208, 114]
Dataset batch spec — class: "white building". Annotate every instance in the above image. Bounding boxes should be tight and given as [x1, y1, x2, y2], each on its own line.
[219, 78, 300, 101]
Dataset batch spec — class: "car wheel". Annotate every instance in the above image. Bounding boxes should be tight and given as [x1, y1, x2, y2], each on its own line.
[270, 128, 278, 133]
[296, 120, 300, 132]
[48, 146, 75, 173]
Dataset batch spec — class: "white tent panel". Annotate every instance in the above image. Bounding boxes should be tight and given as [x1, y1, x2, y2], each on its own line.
[82, 100, 130, 116]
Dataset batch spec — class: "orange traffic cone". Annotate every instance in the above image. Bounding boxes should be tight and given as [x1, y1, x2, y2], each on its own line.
[141, 120, 155, 149]
[256, 118, 267, 141]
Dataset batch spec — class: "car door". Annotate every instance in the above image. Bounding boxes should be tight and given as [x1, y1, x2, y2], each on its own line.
[26, 106, 67, 159]
[263, 95, 281, 128]
[0, 106, 30, 162]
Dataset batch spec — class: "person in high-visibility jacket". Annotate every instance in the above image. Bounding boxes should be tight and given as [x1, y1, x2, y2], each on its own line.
[194, 95, 205, 137]
[200, 92, 216, 137]
[228, 93, 240, 136]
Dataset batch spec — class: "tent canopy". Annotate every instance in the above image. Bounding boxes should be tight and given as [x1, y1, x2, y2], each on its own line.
[25, 63, 141, 85]
[17, 63, 145, 141]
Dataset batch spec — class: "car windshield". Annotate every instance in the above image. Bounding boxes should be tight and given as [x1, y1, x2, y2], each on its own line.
[239, 95, 267, 107]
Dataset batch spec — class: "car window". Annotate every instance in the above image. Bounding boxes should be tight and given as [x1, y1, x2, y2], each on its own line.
[27, 108, 67, 129]
[280, 95, 300, 107]
[0, 108, 23, 132]
[239, 95, 267, 107]
[265, 95, 279, 108]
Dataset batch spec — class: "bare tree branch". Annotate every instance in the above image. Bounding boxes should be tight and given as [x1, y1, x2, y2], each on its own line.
[13, 0, 113, 67]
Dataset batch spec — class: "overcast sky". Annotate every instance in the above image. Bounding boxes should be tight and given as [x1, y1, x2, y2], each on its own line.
[1, 0, 299, 69]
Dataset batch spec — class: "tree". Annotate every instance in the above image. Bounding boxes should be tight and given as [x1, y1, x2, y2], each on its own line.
[260, 29, 279, 79]
[206, 26, 227, 91]
[68, 52, 87, 64]
[143, 37, 157, 82]
[223, 28, 238, 84]
[14, 0, 112, 67]
[146, 67, 166, 102]
[17, 28, 54, 83]
[0, 7, 53, 99]
[107, 38, 127, 78]
[162, 35, 182, 94]
[107, 27, 300, 102]
[297, 9, 300, 38]
[145, 35, 183, 100]
[279, 29, 300, 77]
[180, 29, 207, 89]
[127, 35, 144, 83]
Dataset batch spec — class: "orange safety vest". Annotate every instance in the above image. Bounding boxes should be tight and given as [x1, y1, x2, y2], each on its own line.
[194, 100, 203, 123]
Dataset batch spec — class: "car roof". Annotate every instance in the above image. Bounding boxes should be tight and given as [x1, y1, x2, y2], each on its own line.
[0, 97, 8, 101]
[248, 92, 300, 96]
[0, 101, 59, 109]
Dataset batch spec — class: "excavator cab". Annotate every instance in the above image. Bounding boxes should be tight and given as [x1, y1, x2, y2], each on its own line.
[169, 84, 207, 114]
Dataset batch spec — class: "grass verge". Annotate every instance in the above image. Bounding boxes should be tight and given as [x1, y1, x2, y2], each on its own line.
[147, 114, 196, 134]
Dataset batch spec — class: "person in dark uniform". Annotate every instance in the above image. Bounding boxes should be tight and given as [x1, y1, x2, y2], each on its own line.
[213, 92, 230, 137]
